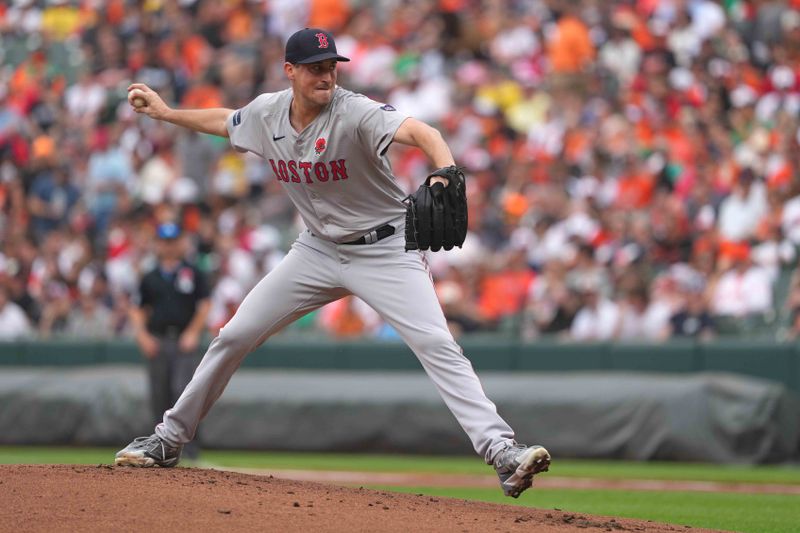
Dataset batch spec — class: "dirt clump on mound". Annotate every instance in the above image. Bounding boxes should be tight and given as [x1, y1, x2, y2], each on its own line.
[1, 465, 719, 532]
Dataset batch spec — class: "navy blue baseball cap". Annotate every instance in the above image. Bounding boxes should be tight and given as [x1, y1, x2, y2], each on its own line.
[156, 222, 181, 240]
[285, 28, 350, 64]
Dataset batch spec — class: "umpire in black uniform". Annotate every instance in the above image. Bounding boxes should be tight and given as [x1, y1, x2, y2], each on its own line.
[131, 222, 210, 460]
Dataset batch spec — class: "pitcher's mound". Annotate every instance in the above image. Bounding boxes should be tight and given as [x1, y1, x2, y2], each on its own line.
[1, 465, 719, 532]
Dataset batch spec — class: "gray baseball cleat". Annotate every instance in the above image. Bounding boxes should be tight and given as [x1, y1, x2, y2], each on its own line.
[114, 434, 182, 468]
[493, 443, 551, 498]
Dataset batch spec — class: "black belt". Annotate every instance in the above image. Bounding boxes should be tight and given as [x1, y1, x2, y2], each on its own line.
[341, 224, 395, 245]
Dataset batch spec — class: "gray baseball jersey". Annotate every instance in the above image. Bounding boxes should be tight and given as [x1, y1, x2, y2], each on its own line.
[226, 87, 407, 242]
[153, 85, 519, 464]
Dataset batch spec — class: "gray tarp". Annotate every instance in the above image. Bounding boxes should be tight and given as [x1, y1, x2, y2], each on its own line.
[0, 367, 798, 463]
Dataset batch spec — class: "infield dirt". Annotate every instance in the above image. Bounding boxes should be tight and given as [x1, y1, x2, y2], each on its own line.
[0, 464, 724, 532]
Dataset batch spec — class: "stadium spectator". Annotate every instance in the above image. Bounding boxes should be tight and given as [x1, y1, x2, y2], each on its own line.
[781, 186, 800, 246]
[546, 2, 595, 75]
[614, 285, 672, 342]
[477, 247, 535, 330]
[522, 259, 580, 340]
[36, 279, 71, 339]
[599, 23, 641, 85]
[436, 266, 490, 337]
[669, 289, 716, 341]
[569, 274, 620, 342]
[710, 246, 773, 318]
[318, 296, 382, 339]
[85, 127, 134, 240]
[27, 164, 81, 244]
[565, 243, 612, 299]
[717, 168, 768, 243]
[65, 291, 114, 339]
[0, 285, 32, 340]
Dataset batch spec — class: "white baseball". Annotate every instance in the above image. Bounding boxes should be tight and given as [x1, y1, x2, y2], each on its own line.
[129, 90, 147, 108]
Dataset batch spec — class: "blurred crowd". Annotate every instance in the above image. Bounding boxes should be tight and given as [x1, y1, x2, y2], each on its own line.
[3, 0, 800, 343]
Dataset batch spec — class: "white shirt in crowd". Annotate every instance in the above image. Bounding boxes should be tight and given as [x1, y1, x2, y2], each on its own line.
[207, 276, 246, 332]
[781, 195, 800, 245]
[599, 37, 642, 83]
[711, 266, 773, 316]
[0, 301, 32, 340]
[750, 239, 796, 283]
[616, 301, 673, 341]
[570, 298, 620, 341]
[717, 181, 767, 242]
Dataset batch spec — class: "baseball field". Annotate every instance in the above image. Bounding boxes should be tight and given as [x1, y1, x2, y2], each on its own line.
[1, 447, 797, 532]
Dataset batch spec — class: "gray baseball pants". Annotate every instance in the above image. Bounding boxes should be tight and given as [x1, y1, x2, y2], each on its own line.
[147, 336, 201, 459]
[155, 230, 515, 463]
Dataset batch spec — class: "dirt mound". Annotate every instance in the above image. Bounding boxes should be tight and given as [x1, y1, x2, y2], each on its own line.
[0, 465, 720, 532]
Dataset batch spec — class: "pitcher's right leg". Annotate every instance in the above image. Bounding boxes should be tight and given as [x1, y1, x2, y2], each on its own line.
[157, 236, 346, 446]
[116, 233, 345, 467]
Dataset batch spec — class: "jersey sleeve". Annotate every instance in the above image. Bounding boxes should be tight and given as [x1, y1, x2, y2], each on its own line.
[226, 94, 270, 157]
[347, 94, 409, 158]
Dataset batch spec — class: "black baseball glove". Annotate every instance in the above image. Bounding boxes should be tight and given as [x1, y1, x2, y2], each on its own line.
[404, 165, 468, 252]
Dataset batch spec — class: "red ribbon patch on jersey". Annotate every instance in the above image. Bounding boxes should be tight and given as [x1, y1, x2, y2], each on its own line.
[315, 137, 327, 155]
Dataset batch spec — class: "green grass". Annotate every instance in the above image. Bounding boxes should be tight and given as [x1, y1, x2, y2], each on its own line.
[1, 447, 797, 485]
[372, 486, 800, 533]
[2, 447, 799, 532]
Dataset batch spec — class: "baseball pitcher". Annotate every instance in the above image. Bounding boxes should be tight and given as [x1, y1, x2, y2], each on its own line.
[115, 28, 550, 498]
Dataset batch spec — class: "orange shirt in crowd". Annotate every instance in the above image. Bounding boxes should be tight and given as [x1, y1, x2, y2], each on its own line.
[181, 35, 212, 78]
[478, 269, 535, 322]
[439, 0, 467, 12]
[563, 129, 592, 164]
[308, 0, 351, 32]
[503, 192, 529, 222]
[105, 0, 126, 25]
[547, 16, 595, 73]
[767, 160, 793, 191]
[663, 126, 695, 166]
[182, 84, 224, 109]
[319, 298, 368, 338]
[225, 7, 256, 43]
[631, 18, 657, 51]
[616, 172, 655, 210]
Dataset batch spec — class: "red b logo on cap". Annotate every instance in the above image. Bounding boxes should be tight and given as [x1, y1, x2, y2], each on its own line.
[315, 32, 329, 49]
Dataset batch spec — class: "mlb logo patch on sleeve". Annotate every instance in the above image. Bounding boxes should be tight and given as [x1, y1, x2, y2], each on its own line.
[233, 110, 242, 126]
[380, 104, 396, 111]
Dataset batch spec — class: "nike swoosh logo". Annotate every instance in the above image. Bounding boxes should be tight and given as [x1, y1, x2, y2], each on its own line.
[273, 134, 286, 141]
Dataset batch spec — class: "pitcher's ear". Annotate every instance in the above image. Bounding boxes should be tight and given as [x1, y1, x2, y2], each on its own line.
[284, 62, 295, 80]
